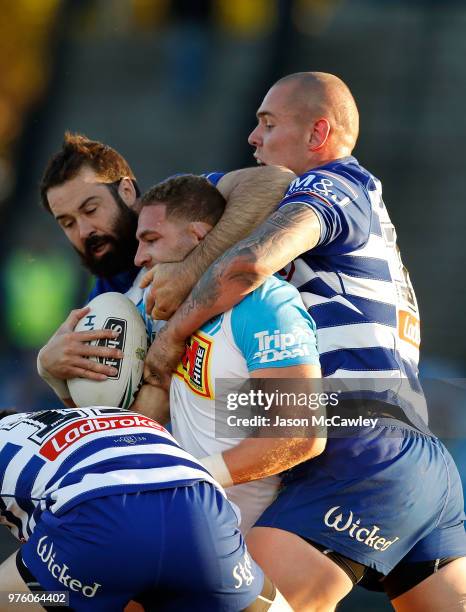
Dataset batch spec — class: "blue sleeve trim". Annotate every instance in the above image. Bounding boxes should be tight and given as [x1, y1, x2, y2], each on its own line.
[280, 169, 372, 255]
[202, 172, 225, 187]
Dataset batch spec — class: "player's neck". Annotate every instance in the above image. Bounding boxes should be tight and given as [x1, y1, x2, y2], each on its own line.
[305, 151, 352, 173]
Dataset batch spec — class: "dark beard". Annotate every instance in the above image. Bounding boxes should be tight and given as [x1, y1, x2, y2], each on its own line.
[75, 193, 139, 277]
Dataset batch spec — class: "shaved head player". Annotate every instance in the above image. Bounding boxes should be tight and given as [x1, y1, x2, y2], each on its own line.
[143, 72, 466, 611]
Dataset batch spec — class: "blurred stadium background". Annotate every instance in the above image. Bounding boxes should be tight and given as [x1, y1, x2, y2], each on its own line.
[0, 1, 465, 609]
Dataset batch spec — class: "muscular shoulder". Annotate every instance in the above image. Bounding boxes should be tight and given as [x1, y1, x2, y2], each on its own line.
[283, 157, 376, 207]
[229, 277, 319, 371]
[279, 158, 380, 254]
[235, 276, 309, 316]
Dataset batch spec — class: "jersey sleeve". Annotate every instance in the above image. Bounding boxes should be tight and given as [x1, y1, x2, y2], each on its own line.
[230, 277, 320, 373]
[279, 169, 372, 255]
[202, 172, 226, 187]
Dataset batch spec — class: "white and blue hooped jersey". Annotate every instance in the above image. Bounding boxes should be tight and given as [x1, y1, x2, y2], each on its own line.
[170, 275, 319, 532]
[0, 408, 220, 542]
[208, 162, 426, 424]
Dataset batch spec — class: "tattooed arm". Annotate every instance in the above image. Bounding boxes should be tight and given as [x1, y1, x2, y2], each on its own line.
[144, 203, 321, 387]
[141, 165, 295, 320]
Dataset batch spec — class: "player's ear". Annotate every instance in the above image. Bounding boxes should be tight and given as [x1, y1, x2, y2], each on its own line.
[189, 221, 213, 242]
[118, 177, 137, 207]
[309, 118, 330, 151]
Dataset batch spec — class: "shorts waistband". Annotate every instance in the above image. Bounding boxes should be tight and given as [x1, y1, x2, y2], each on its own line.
[331, 399, 428, 434]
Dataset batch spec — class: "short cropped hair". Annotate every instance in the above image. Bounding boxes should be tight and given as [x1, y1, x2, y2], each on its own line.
[40, 132, 139, 212]
[140, 174, 225, 225]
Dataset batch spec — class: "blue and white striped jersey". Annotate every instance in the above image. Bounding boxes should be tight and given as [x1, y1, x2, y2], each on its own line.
[275, 157, 426, 421]
[207, 162, 426, 423]
[0, 408, 219, 542]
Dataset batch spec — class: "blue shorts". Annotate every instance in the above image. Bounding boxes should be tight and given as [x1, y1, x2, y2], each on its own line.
[255, 422, 466, 575]
[21, 482, 263, 611]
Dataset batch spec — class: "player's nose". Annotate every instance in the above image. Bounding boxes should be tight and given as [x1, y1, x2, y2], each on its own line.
[248, 125, 261, 147]
[134, 243, 150, 268]
[77, 217, 96, 240]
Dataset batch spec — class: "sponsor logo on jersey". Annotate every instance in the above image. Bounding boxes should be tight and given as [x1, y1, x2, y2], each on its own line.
[40, 415, 166, 460]
[286, 173, 351, 206]
[324, 506, 399, 552]
[398, 310, 420, 349]
[232, 552, 255, 589]
[175, 331, 213, 399]
[253, 327, 312, 364]
[36, 536, 101, 597]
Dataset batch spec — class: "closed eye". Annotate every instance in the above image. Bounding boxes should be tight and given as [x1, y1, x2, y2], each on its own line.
[60, 219, 75, 230]
[139, 234, 160, 244]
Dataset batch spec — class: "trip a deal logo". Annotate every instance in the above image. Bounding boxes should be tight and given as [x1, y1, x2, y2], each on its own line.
[175, 332, 213, 399]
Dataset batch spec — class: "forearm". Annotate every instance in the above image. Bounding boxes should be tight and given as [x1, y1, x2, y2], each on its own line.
[202, 437, 325, 487]
[37, 348, 72, 403]
[130, 383, 170, 425]
[179, 166, 296, 288]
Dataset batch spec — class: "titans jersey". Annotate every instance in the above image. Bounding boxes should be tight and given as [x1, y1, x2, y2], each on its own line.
[208, 161, 426, 424]
[170, 276, 319, 532]
[0, 408, 220, 542]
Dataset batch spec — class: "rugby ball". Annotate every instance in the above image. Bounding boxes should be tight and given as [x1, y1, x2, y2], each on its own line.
[67, 292, 148, 409]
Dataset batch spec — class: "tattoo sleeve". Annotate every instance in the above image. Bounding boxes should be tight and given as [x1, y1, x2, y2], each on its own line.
[168, 202, 321, 341]
[179, 166, 296, 289]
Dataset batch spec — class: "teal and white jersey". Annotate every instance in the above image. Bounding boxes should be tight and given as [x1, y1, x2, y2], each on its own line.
[170, 275, 320, 532]
[126, 268, 165, 342]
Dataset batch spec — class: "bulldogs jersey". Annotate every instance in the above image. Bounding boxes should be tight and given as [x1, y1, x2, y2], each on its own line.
[0, 408, 219, 542]
[208, 161, 426, 425]
[170, 276, 320, 532]
[87, 265, 141, 302]
[277, 158, 426, 422]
